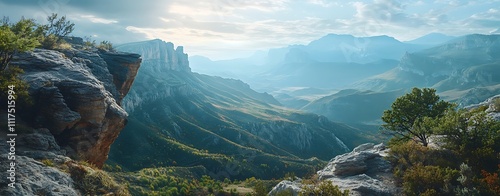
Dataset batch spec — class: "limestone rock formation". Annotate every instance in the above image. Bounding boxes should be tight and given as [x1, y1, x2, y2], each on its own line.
[11, 48, 141, 167]
[465, 94, 500, 120]
[270, 143, 400, 196]
[269, 179, 303, 196]
[116, 39, 190, 72]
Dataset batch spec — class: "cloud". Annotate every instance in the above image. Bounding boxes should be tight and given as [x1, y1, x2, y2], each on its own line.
[308, 0, 338, 7]
[2, 0, 500, 59]
[79, 15, 118, 24]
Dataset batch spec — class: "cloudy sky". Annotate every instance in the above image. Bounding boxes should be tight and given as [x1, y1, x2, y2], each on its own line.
[1, 0, 499, 59]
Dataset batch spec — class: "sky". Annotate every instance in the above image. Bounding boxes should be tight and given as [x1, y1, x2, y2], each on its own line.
[1, 0, 499, 60]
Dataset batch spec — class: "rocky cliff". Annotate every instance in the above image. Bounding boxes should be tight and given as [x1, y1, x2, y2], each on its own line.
[10, 47, 141, 167]
[0, 44, 140, 195]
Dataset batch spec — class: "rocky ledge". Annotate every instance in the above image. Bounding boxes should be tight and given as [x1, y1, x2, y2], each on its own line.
[11, 47, 141, 167]
[269, 143, 400, 196]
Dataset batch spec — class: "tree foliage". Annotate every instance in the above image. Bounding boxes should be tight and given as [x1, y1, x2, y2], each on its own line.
[44, 13, 74, 40]
[382, 87, 454, 146]
[0, 18, 40, 70]
[40, 13, 74, 49]
[386, 92, 500, 195]
[436, 107, 500, 172]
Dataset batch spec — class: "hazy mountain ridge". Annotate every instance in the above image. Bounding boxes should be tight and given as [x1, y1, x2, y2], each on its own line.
[189, 33, 500, 126]
[302, 89, 406, 124]
[352, 34, 500, 106]
[190, 34, 440, 92]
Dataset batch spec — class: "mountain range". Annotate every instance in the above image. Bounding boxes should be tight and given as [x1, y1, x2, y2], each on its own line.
[107, 39, 380, 180]
[190, 33, 499, 125]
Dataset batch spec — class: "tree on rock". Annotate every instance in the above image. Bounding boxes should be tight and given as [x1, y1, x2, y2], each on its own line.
[381, 87, 454, 146]
[0, 17, 41, 70]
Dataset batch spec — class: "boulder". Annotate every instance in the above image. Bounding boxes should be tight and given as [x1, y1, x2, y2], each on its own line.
[317, 143, 388, 178]
[270, 143, 399, 196]
[268, 179, 304, 196]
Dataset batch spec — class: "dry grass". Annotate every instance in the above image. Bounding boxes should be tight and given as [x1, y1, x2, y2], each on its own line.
[66, 161, 130, 196]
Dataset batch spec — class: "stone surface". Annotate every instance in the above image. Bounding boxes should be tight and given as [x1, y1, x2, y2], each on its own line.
[317, 143, 388, 178]
[316, 143, 397, 195]
[270, 143, 399, 196]
[466, 94, 500, 121]
[268, 179, 304, 196]
[0, 139, 78, 196]
[11, 48, 141, 167]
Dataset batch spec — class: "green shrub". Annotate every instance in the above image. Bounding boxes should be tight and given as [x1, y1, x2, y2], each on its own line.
[299, 181, 349, 196]
[402, 165, 458, 196]
[0, 66, 31, 107]
[0, 18, 40, 70]
[41, 159, 54, 167]
[253, 180, 268, 196]
[98, 40, 113, 51]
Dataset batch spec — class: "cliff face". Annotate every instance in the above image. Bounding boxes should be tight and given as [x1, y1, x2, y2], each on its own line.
[116, 39, 190, 73]
[11, 48, 141, 167]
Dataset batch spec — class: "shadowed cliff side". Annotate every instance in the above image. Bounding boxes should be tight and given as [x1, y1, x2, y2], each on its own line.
[10, 45, 141, 167]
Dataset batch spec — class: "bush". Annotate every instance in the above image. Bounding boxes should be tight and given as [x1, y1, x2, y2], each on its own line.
[44, 13, 74, 41]
[299, 181, 349, 196]
[41, 159, 54, 167]
[0, 66, 31, 107]
[253, 180, 268, 196]
[0, 18, 40, 70]
[436, 108, 500, 172]
[39, 13, 74, 49]
[480, 165, 500, 195]
[402, 165, 458, 196]
[98, 40, 113, 51]
[67, 161, 130, 195]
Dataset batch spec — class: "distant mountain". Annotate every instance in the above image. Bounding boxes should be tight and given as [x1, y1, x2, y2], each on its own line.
[305, 34, 422, 63]
[189, 34, 434, 92]
[260, 59, 399, 90]
[352, 34, 500, 106]
[189, 51, 268, 79]
[405, 33, 456, 46]
[301, 89, 405, 124]
[109, 40, 376, 179]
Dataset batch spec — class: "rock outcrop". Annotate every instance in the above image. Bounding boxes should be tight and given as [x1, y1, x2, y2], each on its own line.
[269, 143, 400, 196]
[269, 179, 304, 196]
[0, 129, 77, 195]
[465, 94, 500, 120]
[11, 47, 141, 167]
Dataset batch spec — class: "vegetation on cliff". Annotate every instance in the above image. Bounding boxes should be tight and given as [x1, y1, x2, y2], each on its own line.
[386, 88, 500, 195]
